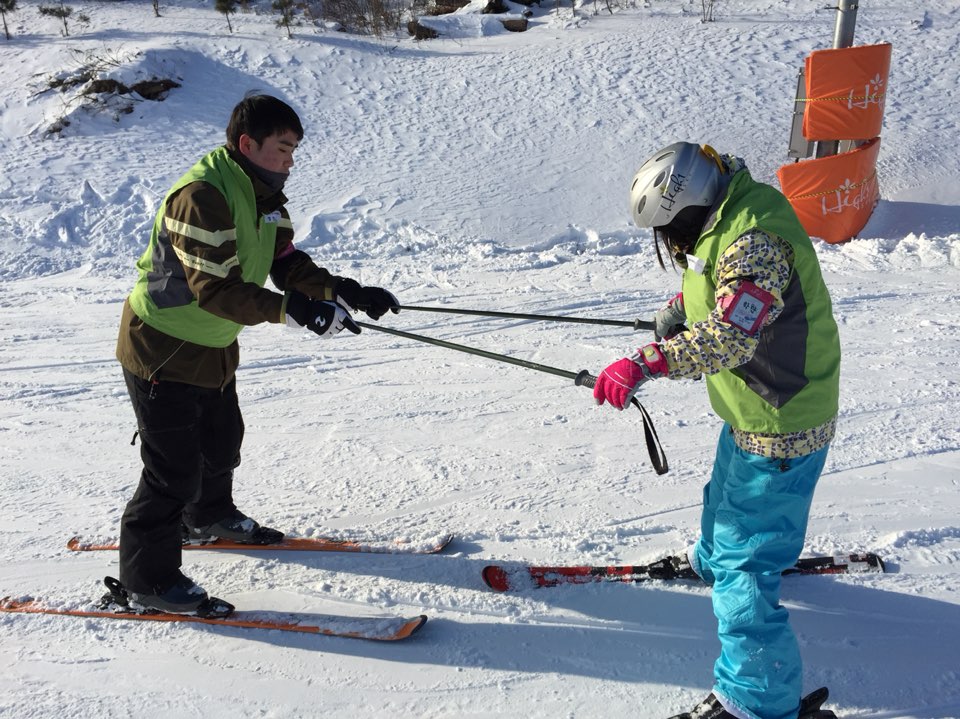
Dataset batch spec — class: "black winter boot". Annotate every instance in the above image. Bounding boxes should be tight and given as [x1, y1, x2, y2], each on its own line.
[183, 509, 284, 545]
[668, 687, 836, 719]
[668, 694, 736, 719]
[127, 573, 209, 614]
[101, 576, 234, 618]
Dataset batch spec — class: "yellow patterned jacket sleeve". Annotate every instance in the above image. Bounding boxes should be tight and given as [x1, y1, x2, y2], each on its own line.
[661, 230, 795, 379]
[658, 230, 836, 459]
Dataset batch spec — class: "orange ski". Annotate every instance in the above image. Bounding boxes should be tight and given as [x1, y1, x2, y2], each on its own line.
[1, 596, 427, 641]
[67, 532, 454, 555]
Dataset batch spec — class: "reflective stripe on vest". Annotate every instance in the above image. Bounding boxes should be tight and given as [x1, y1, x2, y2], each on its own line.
[127, 147, 277, 348]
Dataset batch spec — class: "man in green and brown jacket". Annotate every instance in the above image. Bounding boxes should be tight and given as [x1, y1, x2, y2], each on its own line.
[115, 95, 398, 614]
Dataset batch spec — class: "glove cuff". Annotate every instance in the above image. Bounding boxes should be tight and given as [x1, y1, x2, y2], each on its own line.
[629, 343, 669, 378]
[334, 277, 362, 313]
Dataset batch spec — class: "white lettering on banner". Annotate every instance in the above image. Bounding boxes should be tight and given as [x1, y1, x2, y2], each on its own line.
[820, 177, 878, 217]
[847, 74, 886, 112]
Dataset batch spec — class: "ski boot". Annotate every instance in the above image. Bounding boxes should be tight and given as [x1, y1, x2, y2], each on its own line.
[668, 687, 836, 719]
[100, 576, 234, 618]
[182, 509, 284, 546]
[667, 693, 733, 719]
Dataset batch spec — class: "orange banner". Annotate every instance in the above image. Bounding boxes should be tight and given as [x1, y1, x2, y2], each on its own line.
[802, 43, 891, 141]
[777, 137, 881, 244]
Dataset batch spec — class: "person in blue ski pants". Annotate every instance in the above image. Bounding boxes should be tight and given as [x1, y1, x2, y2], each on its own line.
[592, 142, 841, 719]
[690, 427, 829, 717]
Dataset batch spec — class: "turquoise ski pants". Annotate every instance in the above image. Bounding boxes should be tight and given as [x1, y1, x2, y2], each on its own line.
[689, 425, 829, 719]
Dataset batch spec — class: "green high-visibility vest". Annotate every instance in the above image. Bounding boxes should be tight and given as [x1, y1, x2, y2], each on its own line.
[682, 170, 840, 433]
[128, 147, 277, 348]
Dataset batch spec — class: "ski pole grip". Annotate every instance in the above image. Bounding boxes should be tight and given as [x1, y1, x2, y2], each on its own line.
[632, 317, 657, 332]
[574, 370, 596, 389]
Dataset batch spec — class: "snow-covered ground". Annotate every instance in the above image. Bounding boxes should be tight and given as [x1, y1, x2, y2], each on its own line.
[1, 0, 959, 717]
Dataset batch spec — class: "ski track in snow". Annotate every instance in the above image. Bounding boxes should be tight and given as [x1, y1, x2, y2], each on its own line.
[2, 0, 960, 717]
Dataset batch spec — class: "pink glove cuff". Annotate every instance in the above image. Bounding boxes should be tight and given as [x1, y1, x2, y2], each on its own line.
[629, 343, 669, 378]
[593, 343, 667, 410]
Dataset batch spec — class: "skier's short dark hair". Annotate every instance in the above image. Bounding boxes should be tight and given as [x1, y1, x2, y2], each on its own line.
[225, 95, 304, 150]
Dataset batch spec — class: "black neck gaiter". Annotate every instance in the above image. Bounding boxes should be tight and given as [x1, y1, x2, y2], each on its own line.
[228, 147, 288, 196]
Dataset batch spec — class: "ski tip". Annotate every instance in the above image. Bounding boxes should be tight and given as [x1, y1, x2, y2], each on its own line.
[389, 614, 428, 640]
[867, 552, 886, 573]
[411, 614, 428, 634]
[432, 534, 456, 553]
[481, 565, 510, 592]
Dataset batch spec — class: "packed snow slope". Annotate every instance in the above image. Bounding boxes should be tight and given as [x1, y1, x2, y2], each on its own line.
[1, 1, 959, 717]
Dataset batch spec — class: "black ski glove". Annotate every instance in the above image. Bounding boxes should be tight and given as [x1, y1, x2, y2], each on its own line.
[335, 278, 401, 321]
[284, 291, 360, 338]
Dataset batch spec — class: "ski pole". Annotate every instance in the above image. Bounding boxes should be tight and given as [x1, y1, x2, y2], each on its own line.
[354, 321, 668, 475]
[383, 305, 656, 331]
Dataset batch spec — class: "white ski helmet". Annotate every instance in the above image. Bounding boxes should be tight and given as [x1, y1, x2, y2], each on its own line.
[629, 142, 725, 229]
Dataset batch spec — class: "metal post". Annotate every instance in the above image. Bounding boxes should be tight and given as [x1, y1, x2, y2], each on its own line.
[787, 68, 816, 160]
[832, 0, 859, 49]
[816, 0, 860, 158]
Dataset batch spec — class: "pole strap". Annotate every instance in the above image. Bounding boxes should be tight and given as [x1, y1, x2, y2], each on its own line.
[356, 321, 668, 475]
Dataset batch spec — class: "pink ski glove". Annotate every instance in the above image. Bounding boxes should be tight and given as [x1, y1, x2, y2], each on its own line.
[593, 344, 669, 410]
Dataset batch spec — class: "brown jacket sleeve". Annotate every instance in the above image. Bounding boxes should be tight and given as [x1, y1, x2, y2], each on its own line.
[270, 219, 340, 302]
[166, 182, 286, 324]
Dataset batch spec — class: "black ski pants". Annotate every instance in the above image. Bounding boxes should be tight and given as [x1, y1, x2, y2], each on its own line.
[119, 368, 244, 594]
